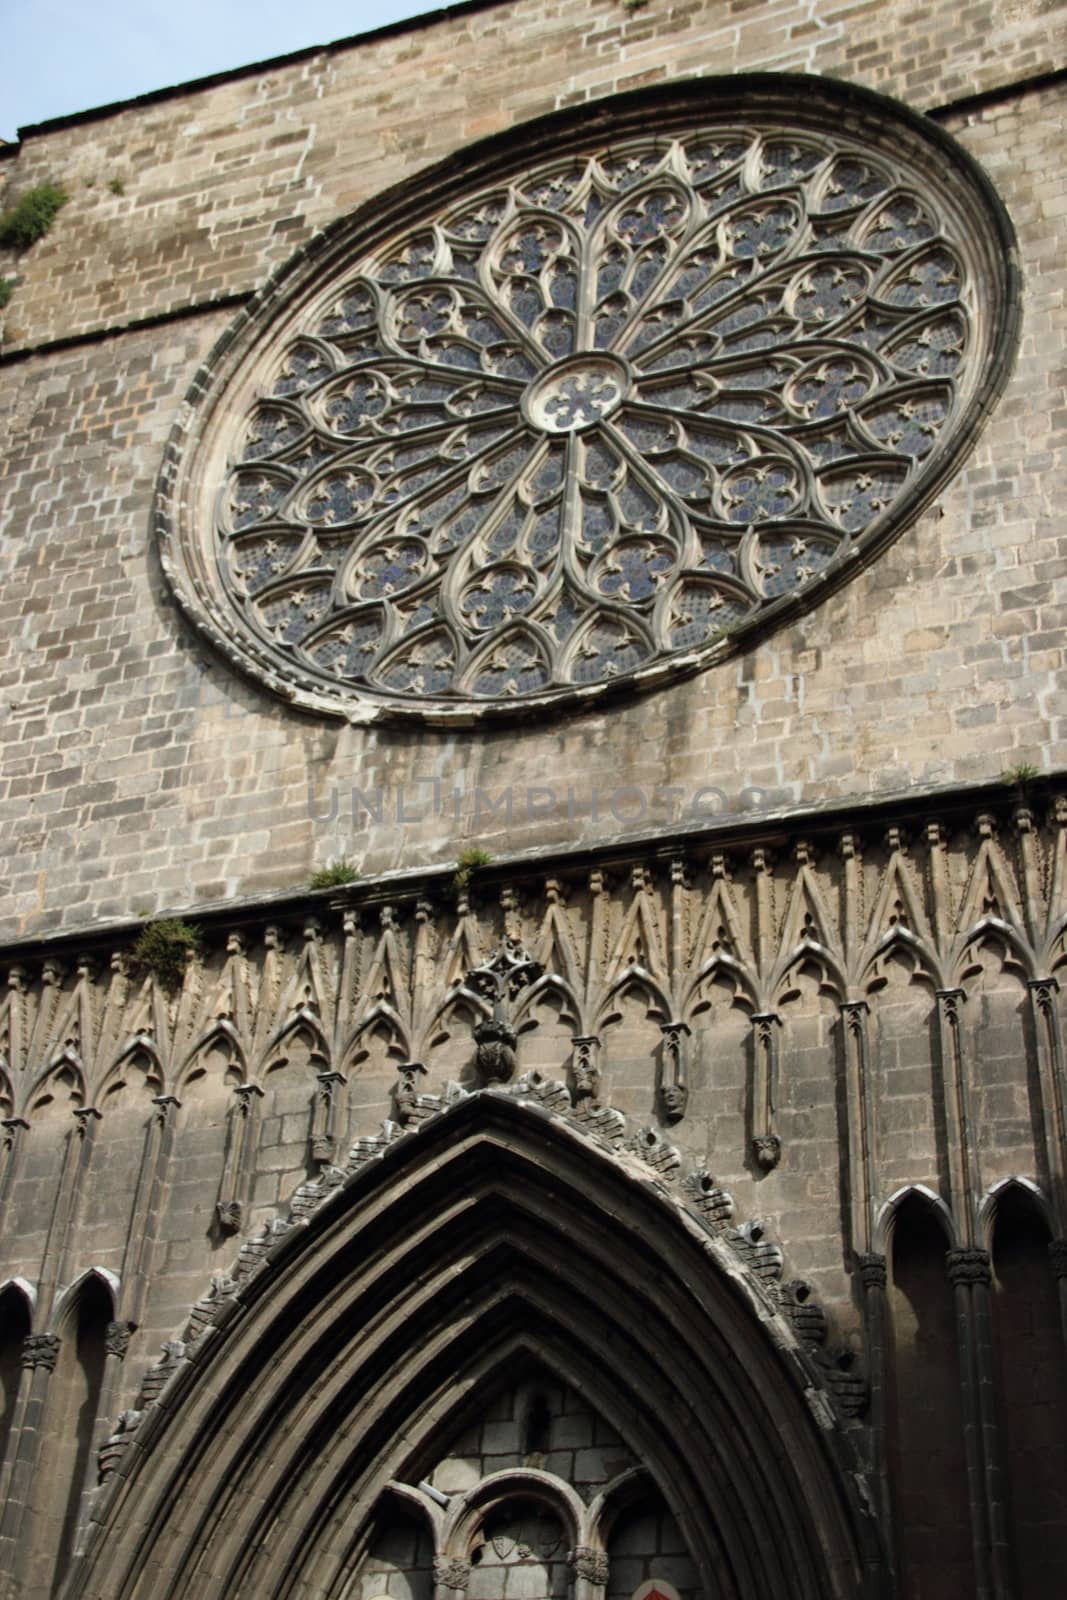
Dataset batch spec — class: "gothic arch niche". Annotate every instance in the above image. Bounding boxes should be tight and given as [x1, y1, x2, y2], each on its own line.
[959, 936, 1039, 1183]
[158, 75, 1018, 725]
[865, 947, 940, 1193]
[63, 1096, 882, 1600]
[884, 1191, 973, 1599]
[0, 1282, 31, 1467]
[988, 1183, 1067, 1596]
[34, 1271, 114, 1597]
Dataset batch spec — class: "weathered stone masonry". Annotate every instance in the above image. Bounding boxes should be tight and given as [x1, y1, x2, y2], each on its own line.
[1, 1, 1066, 1596]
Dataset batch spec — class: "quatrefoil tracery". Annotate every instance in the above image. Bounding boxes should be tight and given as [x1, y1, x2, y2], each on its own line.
[161, 87, 1015, 720]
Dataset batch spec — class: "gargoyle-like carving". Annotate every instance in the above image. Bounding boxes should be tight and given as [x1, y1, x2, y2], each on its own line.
[216, 1198, 244, 1233]
[752, 1132, 782, 1171]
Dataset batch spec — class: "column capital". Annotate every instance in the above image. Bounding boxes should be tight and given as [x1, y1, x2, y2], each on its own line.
[946, 1246, 991, 1287]
[21, 1332, 60, 1372]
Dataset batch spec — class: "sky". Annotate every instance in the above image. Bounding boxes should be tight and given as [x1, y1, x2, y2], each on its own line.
[0, 0, 439, 141]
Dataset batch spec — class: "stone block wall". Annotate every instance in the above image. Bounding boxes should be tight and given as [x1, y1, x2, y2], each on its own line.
[1, 3, 1066, 1597]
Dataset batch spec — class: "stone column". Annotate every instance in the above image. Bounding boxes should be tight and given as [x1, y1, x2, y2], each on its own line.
[857, 1251, 896, 1590]
[0, 1334, 61, 1593]
[1049, 1238, 1067, 1352]
[946, 1246, 1014, 1600]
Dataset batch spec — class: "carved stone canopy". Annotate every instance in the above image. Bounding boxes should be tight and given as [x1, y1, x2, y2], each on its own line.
[157, 76, 1018, 724]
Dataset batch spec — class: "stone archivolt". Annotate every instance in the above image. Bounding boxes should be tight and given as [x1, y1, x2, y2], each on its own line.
[67, 1092, 880, 1600]
[158, 76, 1018, 722]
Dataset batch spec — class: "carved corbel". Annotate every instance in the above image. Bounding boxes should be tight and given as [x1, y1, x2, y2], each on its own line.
[750, 1010, 781, 1170]
[570, 1035, 602, 1101]
[659, 1019, 690, 1123]
[394, 1060, 430, 1126]
[215, 1080, 263, 1234]
[310, 1069, 348, 1165]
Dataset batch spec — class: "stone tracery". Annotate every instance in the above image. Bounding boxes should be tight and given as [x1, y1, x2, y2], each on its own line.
[160, 81, 1017, 721]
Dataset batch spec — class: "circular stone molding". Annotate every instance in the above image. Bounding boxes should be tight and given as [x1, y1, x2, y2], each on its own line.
[157, 76, 1019, 724]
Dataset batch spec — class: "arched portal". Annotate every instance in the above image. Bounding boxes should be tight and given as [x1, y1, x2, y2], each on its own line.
[63, 1094, 883, 1600]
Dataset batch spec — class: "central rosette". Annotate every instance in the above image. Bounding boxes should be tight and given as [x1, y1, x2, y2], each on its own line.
[523, 354, 630, 433]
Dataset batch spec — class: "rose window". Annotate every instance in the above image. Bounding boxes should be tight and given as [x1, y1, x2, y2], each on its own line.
[160, 80, 1017, 721]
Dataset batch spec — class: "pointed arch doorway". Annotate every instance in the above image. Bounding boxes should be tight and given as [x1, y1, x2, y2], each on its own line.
[62, 1094, 884, 1600]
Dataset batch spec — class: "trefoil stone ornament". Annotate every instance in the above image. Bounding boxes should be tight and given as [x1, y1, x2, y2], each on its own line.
[465, 937, 543, 1085]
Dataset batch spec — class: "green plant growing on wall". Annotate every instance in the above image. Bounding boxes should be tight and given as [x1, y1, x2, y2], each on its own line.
[453, 846, 493, 899]
[307, 858, 360, 889]
[130, 918, 205, 994]
[0, 278, 14, 311]
[1002, 762, 1040, 788]
[0, 183, 69, 250]
[108, 178, 126, 196]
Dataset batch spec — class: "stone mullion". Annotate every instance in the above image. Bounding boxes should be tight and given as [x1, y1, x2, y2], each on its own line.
[81, 1094, 179, 1553]
[750, 1011, 781, 1171]
[118, 1096, 180, 1330]
[1027, 978, 1067, 1225]
[0, 1116, 29, 1220]
[215, 1082, 263, 1234]
[1049, 1241, 1067, 1354]
[840, 1000, 876, 1256]
[36, 1106, 101, 1329]
[0, 1105, 96, 1589]
[946, 1248, 1015, 1600]
[934, 989, 979, 1241]
[856, 1253, 896, 1592]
